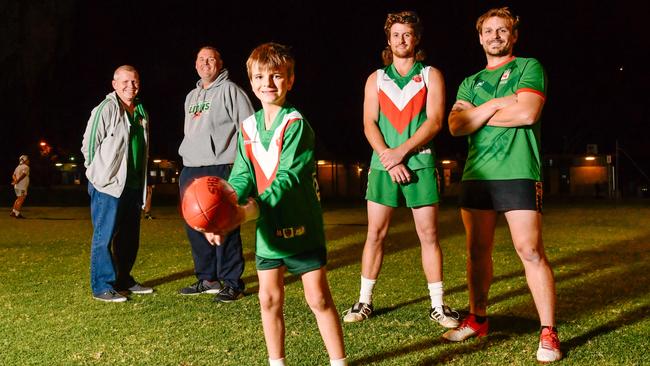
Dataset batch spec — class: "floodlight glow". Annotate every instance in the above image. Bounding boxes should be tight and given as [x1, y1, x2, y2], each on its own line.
[585, 156, 596, 161]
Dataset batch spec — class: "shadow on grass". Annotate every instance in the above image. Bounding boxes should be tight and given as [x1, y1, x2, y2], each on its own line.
[562, 303, 650, 357]
[347, 229, 650, 363]
[350, 332, 515, 365]
[349, 314, 559, 364]
[142, 250, 259, 289]
[324, 208, 465, 271]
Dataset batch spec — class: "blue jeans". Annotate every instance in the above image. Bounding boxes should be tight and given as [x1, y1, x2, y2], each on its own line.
[180, 165, 245, 291]
[88, 183, 142, 295]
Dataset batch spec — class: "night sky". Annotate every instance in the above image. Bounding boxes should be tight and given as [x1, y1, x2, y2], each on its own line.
[2, 0, 649, 183]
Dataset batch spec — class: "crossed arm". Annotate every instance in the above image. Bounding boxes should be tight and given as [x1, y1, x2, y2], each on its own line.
[448, 91, 545, 136]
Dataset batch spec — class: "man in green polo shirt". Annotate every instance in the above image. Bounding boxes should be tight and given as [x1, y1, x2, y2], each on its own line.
[443, 7, 561, 363]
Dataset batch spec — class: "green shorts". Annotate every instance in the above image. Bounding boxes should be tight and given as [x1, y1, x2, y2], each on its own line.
[256, 246, 327, 275]
[365, 166, 439, 208]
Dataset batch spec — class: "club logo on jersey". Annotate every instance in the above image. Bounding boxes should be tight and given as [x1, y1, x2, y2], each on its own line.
[500, 69, 511, 83]
[474, 80, 485, 90]
[412, 75, 422, 83]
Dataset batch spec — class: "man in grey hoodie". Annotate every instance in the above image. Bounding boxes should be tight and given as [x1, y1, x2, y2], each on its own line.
[178, 46, 254, 302]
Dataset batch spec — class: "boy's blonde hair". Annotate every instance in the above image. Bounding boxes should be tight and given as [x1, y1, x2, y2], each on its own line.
[246, 42, 295, 79]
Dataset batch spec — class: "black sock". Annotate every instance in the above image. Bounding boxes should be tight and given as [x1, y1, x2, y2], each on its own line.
[473, 314, 487, 324]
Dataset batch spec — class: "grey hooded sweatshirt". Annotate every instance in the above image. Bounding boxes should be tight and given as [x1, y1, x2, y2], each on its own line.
[178, 69, 254, 167]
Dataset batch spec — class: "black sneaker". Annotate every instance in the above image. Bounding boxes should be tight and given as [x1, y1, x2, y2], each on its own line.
[144, 213, 154, 220]
[178, 280, 222, 295]
[214, 286, 244, 303]
[127, 283, 154, 294]
[93, 289, 127, 303]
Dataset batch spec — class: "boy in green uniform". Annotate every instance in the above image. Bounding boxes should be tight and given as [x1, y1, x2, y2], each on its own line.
[443, 7, 561, 363]
[204, 43, 347, 366]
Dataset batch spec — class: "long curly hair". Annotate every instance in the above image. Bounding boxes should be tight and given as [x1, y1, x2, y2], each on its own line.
[381, 10, 426, 66]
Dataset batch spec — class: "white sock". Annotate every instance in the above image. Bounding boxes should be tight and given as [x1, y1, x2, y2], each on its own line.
[428, 281, 444, 308]
[13, 209, 19, 215]
[330, 357, 348, 366]
[359, 276, 376, 304]
[269, 358, 286, 366]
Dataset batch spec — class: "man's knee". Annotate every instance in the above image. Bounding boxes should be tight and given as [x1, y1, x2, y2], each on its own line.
[515, 244, 544, 263]
[366, 228, 387, 246]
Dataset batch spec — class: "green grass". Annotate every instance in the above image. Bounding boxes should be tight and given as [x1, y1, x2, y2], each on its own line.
[1, 201, 649, 365]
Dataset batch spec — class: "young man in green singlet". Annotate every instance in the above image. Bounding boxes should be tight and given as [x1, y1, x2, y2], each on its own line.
[341, 10, 459, 329]
[443, 7, 562, 363]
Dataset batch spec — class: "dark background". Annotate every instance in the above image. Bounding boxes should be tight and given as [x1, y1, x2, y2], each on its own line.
[2, 0, 649, 187]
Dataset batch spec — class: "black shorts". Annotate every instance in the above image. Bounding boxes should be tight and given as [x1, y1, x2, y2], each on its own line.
[459, 179, 543, 213]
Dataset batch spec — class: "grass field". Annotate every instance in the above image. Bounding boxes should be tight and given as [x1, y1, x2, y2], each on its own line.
[1, 200, 649, 365]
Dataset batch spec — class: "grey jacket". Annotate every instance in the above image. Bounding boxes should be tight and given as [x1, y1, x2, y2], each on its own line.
[81, 91, 149, 199]
[178, 69, 254, 167]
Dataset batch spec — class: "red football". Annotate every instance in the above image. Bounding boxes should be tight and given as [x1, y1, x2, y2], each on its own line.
[181, 176, 240, 233]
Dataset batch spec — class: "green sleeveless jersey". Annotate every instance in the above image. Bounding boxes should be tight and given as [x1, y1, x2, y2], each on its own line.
[229, 105, 325, 259]
[457, 57, 547, 181]
[371, 62, 436, 170]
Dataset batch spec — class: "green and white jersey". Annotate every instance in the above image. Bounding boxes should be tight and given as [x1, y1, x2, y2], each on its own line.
[371, 62, 436, 170]
[457, 57, 547, 181]
[229, 105, 325, 259]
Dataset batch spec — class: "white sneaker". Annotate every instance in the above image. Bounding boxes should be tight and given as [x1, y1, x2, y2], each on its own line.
[429, 305, 460, 328]
[342, 302, 373, 323]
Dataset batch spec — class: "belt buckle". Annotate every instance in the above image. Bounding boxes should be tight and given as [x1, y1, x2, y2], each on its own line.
[282, 227, 295, 238]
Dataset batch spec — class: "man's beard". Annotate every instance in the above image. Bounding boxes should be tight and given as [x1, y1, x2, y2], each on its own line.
[392, 47, 413, 59]
[485, 42, 512, 57]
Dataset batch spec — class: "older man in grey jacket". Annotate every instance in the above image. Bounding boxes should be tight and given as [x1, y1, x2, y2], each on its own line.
[81, 65, 153, 302]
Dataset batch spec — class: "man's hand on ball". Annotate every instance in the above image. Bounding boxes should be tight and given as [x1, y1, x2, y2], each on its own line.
[204, 232, 223, 246]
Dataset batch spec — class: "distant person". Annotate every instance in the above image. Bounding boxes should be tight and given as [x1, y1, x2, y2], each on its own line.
[81, 65, 154, 303]
[10, 154, 30, 219]
[443, 7, 561, 363]
[204, 42, 347, 366]
[342, 10, 459, 329]
[177, 46, 254, 302]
